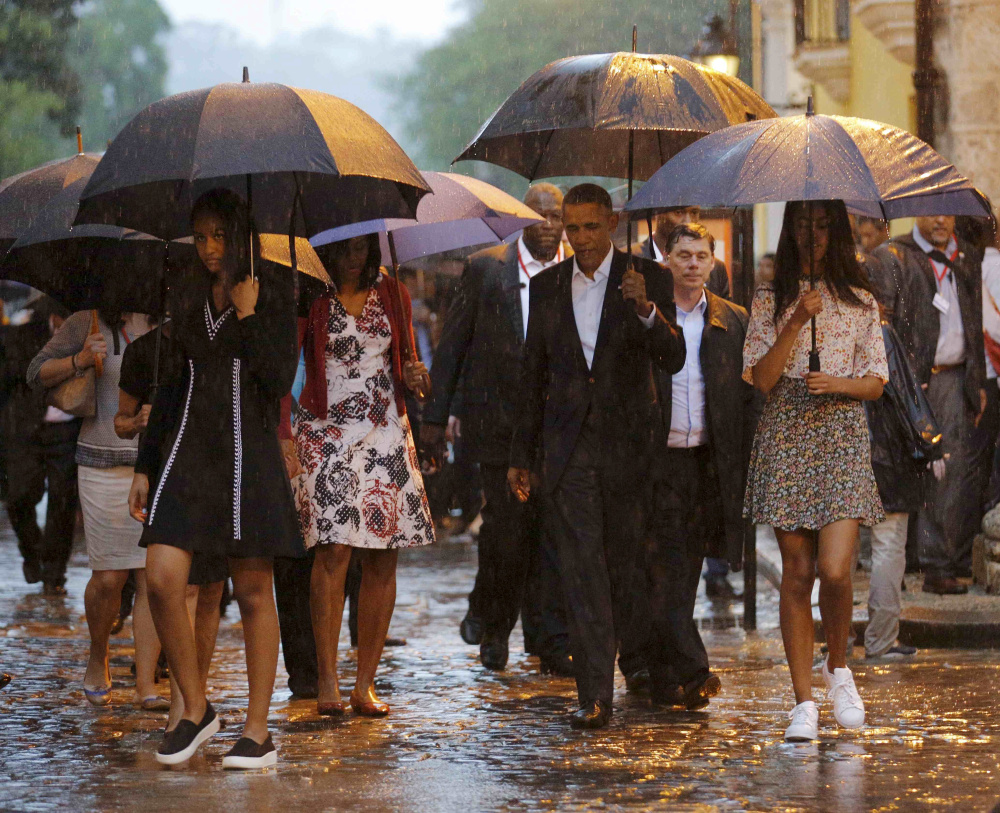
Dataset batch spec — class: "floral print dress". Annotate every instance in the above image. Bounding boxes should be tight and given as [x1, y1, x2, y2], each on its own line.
[293, 289, 434, 550]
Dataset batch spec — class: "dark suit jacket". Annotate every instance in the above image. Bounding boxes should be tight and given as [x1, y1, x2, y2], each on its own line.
[633, 237, 731, 300]
[510, 248, 686, 493]
[654, 290, 753, 569]
[870, 234, 985, 411]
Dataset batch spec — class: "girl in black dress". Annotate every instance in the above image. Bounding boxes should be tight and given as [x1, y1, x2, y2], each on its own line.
[128, 189, 301, 769]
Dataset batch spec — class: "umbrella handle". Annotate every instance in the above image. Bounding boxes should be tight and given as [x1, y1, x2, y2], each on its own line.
[387, 230, 431, 401]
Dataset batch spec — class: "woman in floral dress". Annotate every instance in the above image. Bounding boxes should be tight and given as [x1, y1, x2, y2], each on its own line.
[743, 200, 888, 743]
[279, 233, 434, 717]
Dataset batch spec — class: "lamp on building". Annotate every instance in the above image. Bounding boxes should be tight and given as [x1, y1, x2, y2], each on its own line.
[690, 14, 740, 78]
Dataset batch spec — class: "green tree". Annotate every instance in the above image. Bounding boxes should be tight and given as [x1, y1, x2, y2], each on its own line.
[397, 0, 729, 180]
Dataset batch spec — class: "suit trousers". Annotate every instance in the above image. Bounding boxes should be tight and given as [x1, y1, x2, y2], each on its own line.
[273, 551, 318, 696]
[3, 420, 79, 587]
[547, 418, 645, 707]
[646, 447, 721, 693]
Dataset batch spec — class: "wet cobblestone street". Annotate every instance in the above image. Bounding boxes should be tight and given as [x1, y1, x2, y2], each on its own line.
[2, 519, 1000, 812]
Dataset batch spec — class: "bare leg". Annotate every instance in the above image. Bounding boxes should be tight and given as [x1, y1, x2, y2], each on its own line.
[817, 519, 860, 671]
[353, 549, 398, 702]
[132, 569, 162, 698]
[776, 529, 818, 705]
[83, 568, 129, 690]
[146, 545, 202, 724]
[166, 586, 199, 732]
[230, 558, 279, 743]
[195, 581, 224, 688]
[310, 545, 351, 705]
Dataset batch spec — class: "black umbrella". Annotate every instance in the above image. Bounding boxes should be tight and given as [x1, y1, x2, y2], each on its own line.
[625, 98, 993, 369]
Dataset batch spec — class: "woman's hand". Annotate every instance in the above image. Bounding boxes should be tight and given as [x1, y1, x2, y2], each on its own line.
[280, 438, 302, 479]
[77, 332, 107, 369]
[403, 360, 431, 401]
[231, 276, 260, 320]
[804, 372, 843, 395]
[128, 473, 149, 523]
[791, 290, 823, 329]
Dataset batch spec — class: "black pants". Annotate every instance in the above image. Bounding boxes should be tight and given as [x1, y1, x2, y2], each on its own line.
[3, 421, 79, 587]
[646, 447, 722, 693]
[547, 423, 645, 708]
[273, 552, 318, 696]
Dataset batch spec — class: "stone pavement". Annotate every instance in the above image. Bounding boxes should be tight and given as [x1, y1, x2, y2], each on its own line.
[2, 519, 1000, 812]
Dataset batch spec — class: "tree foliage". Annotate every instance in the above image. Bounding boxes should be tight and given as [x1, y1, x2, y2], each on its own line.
[396, 0, 729, 176]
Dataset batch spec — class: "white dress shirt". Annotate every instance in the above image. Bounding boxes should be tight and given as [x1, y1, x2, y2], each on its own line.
[571, 246, 656, 369]
[982, 247, 1000, 381]
[668, 292, 708, 448]
[518, 237, 563, 338]
[912, 225, 966, 366]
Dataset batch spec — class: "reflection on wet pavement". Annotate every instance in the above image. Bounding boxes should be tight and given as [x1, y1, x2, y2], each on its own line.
[2, 526, 1000, 811]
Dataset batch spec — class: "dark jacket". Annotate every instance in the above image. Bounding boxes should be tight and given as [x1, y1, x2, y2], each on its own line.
[510, 249, 686, 493]
[633, 237, 731, 300]
[870, 233, 985, 411]
[654, 290, 753, 569]
[424, 242, 527, 464]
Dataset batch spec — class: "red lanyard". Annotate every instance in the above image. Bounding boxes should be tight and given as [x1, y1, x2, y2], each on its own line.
[518, 243, 562, 281]
[932, 247, 959, 285]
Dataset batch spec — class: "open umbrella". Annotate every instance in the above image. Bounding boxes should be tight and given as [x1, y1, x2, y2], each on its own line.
[625, 98, 993, 369]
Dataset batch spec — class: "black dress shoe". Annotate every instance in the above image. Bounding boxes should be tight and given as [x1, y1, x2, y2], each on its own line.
[480, 637, 508, 670]
[289, 682, 318, 700]
[922, 575, 968, 595]
[570, 700, 611, 730]
[0, 673, 11, 690]
[22, 560, 41, 585]
[42, 583, 67, 596]
[624, 668, 651, 694]
[650, 684, 685, 708]
[459, 613, 483, 646]
[705, 576, 742, 601]
[682, 672, 721, 710]
[539, 653, 574, 677]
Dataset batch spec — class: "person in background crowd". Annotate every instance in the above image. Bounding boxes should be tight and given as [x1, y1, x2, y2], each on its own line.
[633, 205, 730, 299]
[422, 182, 572, 675]
[756, 253, 776, 288]
[852, 215, 889, 256]
[280, 233, 434, 720]
[28, 305, 160, 708]
[645, 223, 753, 710]
[743, 200, 887, 742]
[508, 183, 685, 729]
[1, 296, 80, 594]
[130, 188, 301, 769]
[871, 215, 986, 594]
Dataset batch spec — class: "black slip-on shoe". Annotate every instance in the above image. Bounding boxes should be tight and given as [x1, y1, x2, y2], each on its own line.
[156, 703, 219, 765]
[570, 700, 612, 730]
[682, 672, 721, 711]
[459, 613, 483, 646]
[222, 735, 277, 770]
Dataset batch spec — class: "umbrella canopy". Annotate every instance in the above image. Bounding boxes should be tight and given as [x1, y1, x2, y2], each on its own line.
[624, 110, 992, 220]
[74, 78, 431, 240]
[308, 171, 543, 264]
[454, 52, 776, 181]
[0, 152, 101, 254]
[1, 176, 330, 313]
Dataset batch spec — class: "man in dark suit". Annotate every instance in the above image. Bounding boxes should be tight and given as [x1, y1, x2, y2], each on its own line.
[508, 184, 685, 729]
[423, 183, 572, 673]
[871, 216, 986, 594]
[644, 223, 753, 710]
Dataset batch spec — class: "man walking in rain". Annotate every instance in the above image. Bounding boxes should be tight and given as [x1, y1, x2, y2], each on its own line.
[508, 184, 685, 729]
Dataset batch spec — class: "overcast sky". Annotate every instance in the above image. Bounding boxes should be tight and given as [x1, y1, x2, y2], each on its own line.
[158, 0, 467, 43]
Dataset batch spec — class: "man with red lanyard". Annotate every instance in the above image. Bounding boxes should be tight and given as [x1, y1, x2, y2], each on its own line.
[872, 215, 986, 595]
[422, 183, 573, 675]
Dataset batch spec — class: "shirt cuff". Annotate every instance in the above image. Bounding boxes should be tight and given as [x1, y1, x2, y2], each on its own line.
[637, 304, 657, 329]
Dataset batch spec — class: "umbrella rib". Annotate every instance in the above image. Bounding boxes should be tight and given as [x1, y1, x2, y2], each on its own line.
[528, 130, 557, 182]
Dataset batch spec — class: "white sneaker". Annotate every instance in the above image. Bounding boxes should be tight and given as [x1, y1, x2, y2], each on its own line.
[822, 657, 865, 729]
[784, 700, 819, 741]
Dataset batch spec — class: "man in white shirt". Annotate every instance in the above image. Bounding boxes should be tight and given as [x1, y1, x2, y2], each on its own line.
[642, 223, 753, 710]
[508, 184, 685, 729]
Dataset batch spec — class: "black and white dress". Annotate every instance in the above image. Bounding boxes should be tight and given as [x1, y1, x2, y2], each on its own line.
[137, 264, 303, 559]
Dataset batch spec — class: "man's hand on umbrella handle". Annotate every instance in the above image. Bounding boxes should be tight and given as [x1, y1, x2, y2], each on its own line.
[508, 466, 531, 502]
[419, 423, 447, 475]
[232, 276, 259, 319]
[280, 438, 302, 479]
[621, 268, 652, 318]
[128, 473, 149, 523]
[791, 290, 823, 329]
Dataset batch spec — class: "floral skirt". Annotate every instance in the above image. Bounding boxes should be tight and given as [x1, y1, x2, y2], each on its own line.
[744, 377, 884, 530]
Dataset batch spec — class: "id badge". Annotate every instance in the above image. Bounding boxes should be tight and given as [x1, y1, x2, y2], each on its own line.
[933, 292, 950, 314]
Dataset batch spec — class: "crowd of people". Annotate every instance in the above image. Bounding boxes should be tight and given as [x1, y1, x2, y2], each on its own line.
[0, 174, 996, 765]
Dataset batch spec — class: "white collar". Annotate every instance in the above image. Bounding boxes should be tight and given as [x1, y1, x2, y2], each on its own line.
[517, 236, 563, 270]
[650, 237, 664, 262]
[677, 290, 708, 316]
[912, 225, 957, 258]
[572, 244, 614, 282]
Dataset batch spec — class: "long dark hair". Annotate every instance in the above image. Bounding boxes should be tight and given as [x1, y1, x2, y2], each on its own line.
[772, 199, 876, 322]
[314, 233, 382, 290]
[190, 188, 261, 289]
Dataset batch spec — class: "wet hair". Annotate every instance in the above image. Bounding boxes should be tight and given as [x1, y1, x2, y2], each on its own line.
[955, 212, 998, 254]
[314, 233, 382, 290]
[664, 222, 716, 255]
[771, 200, 876, 323]
[190, 188, 261, 290]
[856, 215, 886, 229]
[563, 183, 613, 213]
